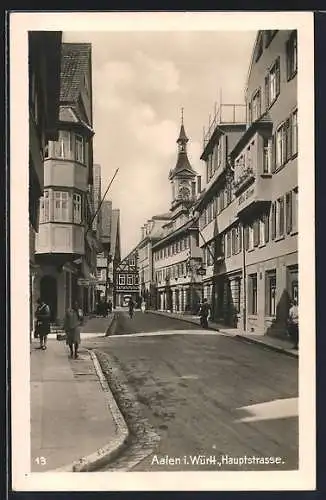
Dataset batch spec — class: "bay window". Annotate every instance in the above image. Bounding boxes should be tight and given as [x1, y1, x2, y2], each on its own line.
[251, 89, 261, 122]
[54, 130, 71, 159]
[263, 137, 272, 173]
[39, 190, 50, 223]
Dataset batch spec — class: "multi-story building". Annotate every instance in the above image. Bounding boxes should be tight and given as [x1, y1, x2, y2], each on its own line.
[29, 31, 62, 332]
[96, 200, 121, 306]
[115, 249, 140, 307]
[34, 43, 98, 322]
[137, 214, 171, 309]
[196, 29, 298, 338]
[152, 116, 204, 313]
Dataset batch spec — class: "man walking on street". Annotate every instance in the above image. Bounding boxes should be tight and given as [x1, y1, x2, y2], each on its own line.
[64, 301, 84, 359]
[199, 298, 210, 329]
[128, 298, 135, 319]
[288, 299, 299, 350]
[35, 298, 51, 350]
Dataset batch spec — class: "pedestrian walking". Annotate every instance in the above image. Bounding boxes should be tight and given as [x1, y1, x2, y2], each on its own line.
[128, 298, 135, 319]
[64, 302, 84, 359]
[141, 300, 146, 314]
[108, 299, 113, 314]
[288, 299, 299, 350]
[35, 298, 51, 350]
[199, 298, 210, 329]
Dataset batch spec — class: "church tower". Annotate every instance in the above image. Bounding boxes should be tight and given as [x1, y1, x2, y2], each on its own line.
[168, 109, 197, 210]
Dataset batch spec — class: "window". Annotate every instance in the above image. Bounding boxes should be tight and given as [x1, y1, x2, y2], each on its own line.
[271, 202, 277, 240]
[253, 220, 260, 247]
[259, 218, 265, 246]
[54, 130, 71, 159]
[251, 89, 261, 122]
[226, 232, 231, 258]
[266, 58, 280, 107]
[54, 191, 69, 222]
[266, 271, 277, 316]
[233, 278, 241, 314]
[285, 118, 292, 162]
[264, 212, 270, 243]
[244, 226, 249, 251]
[75, 134, 84, 163]
[248, 224, 254, 250]
[249, 274, 258, 315]
[39, 190, 50, 223]
[119, 275, 125, 285]
[286, 30, 297, 80]
[129, 258, 135, 266]
[286, 191, 293, 233]
[127, 275, 133, 285]
[292, 188, 298, 233]
[263, 137, 272, 173]
[135, 275, 139, 285]
[291, 109, 298, 156]
[231, 228, 237, 255]
[277, 197, 285, 237]
[276, 124, 286, 168]
[73, 193, 82, 223]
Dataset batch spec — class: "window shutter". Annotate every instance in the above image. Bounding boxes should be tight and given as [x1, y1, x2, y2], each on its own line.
[271, 203, 276, 239]
[276, 57, 281, 96]
[239, 225, 243, 253]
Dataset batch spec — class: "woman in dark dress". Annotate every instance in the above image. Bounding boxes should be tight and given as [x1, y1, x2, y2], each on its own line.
[35, 298, 51, 350]
[64, 302, 83, 359]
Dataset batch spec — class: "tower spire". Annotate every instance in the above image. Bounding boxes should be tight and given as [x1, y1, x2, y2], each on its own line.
[181, 106, 184, 125]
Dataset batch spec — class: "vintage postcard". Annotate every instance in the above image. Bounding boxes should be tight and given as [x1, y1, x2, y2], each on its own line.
[10, 10, 315, 492]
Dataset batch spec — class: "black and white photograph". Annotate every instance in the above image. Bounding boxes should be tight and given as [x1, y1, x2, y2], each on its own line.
[10, 11, 315, 492]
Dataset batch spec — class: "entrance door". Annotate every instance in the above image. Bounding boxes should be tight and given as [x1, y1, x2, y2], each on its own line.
[40, 275, 57, 322]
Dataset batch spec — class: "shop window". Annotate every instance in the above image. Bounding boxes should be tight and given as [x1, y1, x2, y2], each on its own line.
[266, 270, 277, 316]
[248, 274, 258, 315]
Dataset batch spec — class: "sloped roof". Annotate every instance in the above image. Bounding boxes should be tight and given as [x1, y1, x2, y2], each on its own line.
[152, 212, 172, 220]
[177, 123, 189, 143]
[59, 105, 94, 133]
[60, 43, 91, 102]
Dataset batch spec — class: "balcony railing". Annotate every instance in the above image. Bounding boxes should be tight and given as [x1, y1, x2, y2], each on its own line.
[203, 103, 246, 149]
[233, 166, 255, 195]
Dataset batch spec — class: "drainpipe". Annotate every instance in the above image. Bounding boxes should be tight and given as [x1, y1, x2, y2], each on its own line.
[242, 223, 247, 334]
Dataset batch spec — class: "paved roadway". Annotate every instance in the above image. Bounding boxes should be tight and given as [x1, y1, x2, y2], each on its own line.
[85, 310, 298, 472]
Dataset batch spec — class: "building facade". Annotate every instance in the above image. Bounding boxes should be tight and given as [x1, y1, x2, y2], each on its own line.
[137, 214, 171, 309]
[197, 30, 298, 337]
[115, 249, 140, 307]
[29, 32, 62, 332]
[152, 117, 204, 314]
[92, 163, 102, 234]
[96, 201, 121, 306]
[34, 43, 98, 322]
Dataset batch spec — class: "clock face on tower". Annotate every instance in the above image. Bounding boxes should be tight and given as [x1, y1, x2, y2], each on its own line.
[179, 186, 190, 200]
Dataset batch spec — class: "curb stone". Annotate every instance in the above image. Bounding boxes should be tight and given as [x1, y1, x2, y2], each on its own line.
[234, 334, 298, 358]
[150, 310, 298, 358]
[53, 349, 129, 472]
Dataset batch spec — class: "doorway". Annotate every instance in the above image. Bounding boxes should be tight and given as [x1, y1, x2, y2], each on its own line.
[40, 275, 57, 322]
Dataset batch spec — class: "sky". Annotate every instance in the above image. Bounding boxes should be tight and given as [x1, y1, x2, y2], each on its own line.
[63, 30, 257, 258]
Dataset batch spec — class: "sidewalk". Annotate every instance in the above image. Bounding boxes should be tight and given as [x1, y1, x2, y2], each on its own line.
[30, 338, 122, 472]
[150, 310, 298, 358]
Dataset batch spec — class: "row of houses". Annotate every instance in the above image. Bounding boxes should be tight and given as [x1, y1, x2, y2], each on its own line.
[118, 29, 298, 339]
[29, 33, 121, 330]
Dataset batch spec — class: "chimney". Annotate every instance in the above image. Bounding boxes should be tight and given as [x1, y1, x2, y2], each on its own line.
[197, 175, 202, 194]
